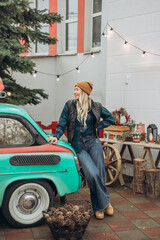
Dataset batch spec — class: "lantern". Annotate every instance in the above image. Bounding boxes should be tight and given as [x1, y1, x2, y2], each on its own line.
[137, 122, 145, 134]
[147, 124, 158, 142]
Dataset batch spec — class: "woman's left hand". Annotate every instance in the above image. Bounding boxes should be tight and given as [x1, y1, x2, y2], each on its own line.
[47, 136, 58, 144]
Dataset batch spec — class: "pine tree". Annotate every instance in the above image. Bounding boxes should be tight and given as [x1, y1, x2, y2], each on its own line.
[0, 0, 62, 105]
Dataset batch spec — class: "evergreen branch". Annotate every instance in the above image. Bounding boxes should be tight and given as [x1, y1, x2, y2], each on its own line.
[0, 0, 62, 105]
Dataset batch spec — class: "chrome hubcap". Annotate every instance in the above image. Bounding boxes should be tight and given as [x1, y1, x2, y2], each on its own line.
[18, 192, 39, 214]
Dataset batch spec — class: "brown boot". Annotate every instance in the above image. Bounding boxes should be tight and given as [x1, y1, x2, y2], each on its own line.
[105, 203, 114, 216]
[95, 210, 104, 220]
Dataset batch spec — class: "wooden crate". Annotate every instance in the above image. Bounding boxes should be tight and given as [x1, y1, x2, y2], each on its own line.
[103, 125, 130, 140]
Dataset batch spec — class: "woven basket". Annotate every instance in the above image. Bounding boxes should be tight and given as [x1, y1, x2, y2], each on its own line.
[43, 205, 92, 240]
[47, 223, 88, 240]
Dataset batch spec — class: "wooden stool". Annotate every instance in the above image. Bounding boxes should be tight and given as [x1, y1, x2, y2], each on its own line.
[132, 158, 146, 194]
[146, 169, 160, 199]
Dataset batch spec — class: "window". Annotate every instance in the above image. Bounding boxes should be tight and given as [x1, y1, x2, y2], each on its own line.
[0, 118, 33, 146]
[65, 0, 78, 52]
[35, 0, 49, 54]
[92, 0, 102, 48]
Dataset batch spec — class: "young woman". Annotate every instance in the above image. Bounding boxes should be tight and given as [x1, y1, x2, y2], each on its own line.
[47, 81, 114, 219]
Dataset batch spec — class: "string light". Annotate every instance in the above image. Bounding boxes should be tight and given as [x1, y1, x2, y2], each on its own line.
[91, 52, 95, 58]
[33, 54, 91, 80]
[56, 75, 60, 81]
[7, 91, 12, 97]
[104, 23, 160, 57]
[142, 51, 146, 57]
[109, 27, 113, 33]
[76, 67, 80, 73]
[33, 70, 37, 77]
[102, 32, 107, 37]
[33, 22, 160, 81]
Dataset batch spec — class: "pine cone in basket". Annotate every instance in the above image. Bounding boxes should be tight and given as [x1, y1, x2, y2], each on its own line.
[43, 204, 92, 233]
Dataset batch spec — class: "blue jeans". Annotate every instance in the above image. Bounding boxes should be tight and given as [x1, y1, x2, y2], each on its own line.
[77, 135, 110, 213]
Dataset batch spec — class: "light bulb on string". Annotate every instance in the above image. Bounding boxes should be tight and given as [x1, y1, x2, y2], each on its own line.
[91, 52, 95, 58]
[108, 27, 113, 35]
[76, 67, 80, 73]
[7, 91, 12, 97]
[124, 41, 128, 47]
[109, 27, 113, 32]
[107, 27, 114, 39]
[142, 51, 146, 57]
[56, 75, 60, 81]
[33, 70, 37, 77]
[102, 32, 107, 38]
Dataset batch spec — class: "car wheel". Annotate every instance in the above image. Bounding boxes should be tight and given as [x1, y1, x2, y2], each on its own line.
[2, 180, 55, 228]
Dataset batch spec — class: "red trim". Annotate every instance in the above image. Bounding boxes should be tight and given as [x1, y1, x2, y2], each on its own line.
[49, 0, 57, 56]
[99, 129, 104, 138]
[0, 144, 73, 155]
[36, 121, 58, 134]
[20, 38, 28, 56]
[77, 0, 85, 53]
[0, 78, 4, 91]
[36, 121, 67, 137]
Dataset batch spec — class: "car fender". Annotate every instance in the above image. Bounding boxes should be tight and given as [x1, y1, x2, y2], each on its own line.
[0, 170, 81, 207]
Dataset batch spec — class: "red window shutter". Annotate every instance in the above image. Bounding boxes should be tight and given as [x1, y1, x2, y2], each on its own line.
[0, 78, 4, 91]
[49, 0, 57, 56]
[77, 0, 85, 53]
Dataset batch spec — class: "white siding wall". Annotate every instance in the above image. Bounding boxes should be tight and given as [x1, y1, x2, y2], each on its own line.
[14, 58, 56, 125]
[106, 0, 160, 131]
[106, 0, 160, 174]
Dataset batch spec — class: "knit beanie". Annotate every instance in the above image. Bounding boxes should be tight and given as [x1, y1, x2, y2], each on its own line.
[75, 81, 93, 95]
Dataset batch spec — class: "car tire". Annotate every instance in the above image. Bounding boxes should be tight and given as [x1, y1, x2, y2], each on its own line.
[1, 180, 55, 228]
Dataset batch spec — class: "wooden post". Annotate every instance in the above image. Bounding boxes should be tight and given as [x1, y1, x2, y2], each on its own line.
[133, 158, 146, 194]
[141, 147, 156, 168]
[146, 169, 160, 199]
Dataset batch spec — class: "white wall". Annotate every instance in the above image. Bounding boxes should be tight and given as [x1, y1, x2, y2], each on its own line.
[106, 0, 160, 132]
[106, 0, 160, 174]
[14, 57, 56, 125]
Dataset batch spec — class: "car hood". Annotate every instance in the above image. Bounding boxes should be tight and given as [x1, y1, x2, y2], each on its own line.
[56, 140, 76, 156]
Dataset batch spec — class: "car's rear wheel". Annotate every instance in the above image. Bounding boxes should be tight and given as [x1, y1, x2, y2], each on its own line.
[2, 180, 55, 228]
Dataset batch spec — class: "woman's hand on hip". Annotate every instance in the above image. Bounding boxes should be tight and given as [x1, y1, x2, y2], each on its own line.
[47, 136, 58, 144]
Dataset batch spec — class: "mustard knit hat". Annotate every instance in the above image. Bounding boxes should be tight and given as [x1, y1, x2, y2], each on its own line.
[75, 81, 93, 95]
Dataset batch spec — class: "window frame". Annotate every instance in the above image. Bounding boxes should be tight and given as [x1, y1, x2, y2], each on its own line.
[35, 0, 49, 55]
[65, 0, 78, 54]
[35, 25, 49, 55]
[0, 113, 46, 148]
[84, 0, 102, 53]
[92, 0, 102, 49]
[27, 0, 49, 56]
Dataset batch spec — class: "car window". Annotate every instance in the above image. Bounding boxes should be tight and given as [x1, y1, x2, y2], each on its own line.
[0, 118, 33, 146]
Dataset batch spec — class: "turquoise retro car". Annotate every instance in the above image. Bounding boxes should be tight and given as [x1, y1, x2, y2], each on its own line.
[0, 104, 81, 228]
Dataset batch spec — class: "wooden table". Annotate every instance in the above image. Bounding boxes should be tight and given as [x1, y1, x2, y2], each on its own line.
[100, 138, 160, 168]
[100, 138, 160, 185]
